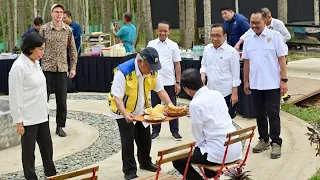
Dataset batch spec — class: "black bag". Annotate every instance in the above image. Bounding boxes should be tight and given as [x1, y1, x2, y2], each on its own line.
[229, 101, 237, 119]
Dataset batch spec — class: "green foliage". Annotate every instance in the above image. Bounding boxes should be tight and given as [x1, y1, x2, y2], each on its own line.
[281, 104, 320, 125]
[309, 169, 320, 180]
[287, 53, 320, 62]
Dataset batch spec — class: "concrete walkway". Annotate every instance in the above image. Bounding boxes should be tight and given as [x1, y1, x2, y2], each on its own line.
[8, 95, 316, 180]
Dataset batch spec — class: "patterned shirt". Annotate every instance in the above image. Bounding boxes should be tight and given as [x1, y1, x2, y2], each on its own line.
[40, 21, 77, 72]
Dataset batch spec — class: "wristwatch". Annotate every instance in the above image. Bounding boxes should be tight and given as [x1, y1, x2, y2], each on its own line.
[176, 82, 181, 84]
[281, 78, 288, 83]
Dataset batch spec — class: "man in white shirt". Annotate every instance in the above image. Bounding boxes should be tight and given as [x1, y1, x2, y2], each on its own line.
[200, 24, 241, 112]
[147, 21, 182, 141]
[108, 47, 173, 180]
[172, 68, 242, 179]
[234, 7, 291, 51]
[242, 10, 288, 159]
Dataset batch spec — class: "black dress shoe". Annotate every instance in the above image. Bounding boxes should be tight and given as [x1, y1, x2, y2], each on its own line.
[56, 127, 67, 137]
[140, 162, 159, 172]
[124, 174, 138, 180]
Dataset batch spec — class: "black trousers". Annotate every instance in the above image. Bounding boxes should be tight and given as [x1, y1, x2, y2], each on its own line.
[151, 85, 179, 133]
[116, 119, 152, 176]
[251, 89, 282, 146]
[172, 147, 218, 180]
[21, 121, 56, 180]
[44, 71, 68, 127]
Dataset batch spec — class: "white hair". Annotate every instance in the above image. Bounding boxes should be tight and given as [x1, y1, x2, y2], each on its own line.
[136, 53, 146, 63]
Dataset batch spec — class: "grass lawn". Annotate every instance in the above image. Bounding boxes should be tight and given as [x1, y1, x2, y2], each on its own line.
[309, 169, 320, 180]
[281, 103, 320, 125]
[287, 53, 320, 62]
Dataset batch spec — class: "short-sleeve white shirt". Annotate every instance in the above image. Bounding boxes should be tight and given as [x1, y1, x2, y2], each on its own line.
[147, 38, 181, 86]
[242, 27, 287, 90]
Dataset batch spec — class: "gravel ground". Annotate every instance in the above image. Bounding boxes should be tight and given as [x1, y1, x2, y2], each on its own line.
[2, 109, 121, 180]
[1, 94, 243, 180]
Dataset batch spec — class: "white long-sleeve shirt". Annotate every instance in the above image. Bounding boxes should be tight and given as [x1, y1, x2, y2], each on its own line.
[189, 86, 242, 163]
[200, 42, 241, 97]
[9, 54, 49, 126]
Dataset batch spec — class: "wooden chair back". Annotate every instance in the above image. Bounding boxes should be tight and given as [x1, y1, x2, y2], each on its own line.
[47, 166, 99, 180]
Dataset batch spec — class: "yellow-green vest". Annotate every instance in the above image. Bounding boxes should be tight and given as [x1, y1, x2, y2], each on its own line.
[108, 58, 157, 115]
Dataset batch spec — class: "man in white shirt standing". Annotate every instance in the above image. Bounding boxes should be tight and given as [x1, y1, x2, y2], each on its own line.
[200, 24, 241, 112]
[172, 68, 242, 179]
[147, 21, 182, 141]
[242, 10, 288, 159]
[234, 7, 291, 51]
[108, 47, 173, 180]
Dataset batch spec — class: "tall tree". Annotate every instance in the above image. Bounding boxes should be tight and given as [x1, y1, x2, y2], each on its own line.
[185, 0, 195, 48]
[127, 0, 131, 12]
[105, 0, 113, 33]
[13, 0, 17, 46]
[90, 0, 94, 32]
[277, 0, 288, 23]
[143, 0, 153, 43]
[204, 0, 211, 44]
[7, 0, 13, 51]
[42, 0, 49, 18]
[193, 0, 200, 45]
[114, 0, 119, 22]
[85, 0, 89, 33]
[34, 0, 38, 18]
[135, 0, 146, 50]
[235, 0, 239, 13]
[315, 0, 319, 25]
[179, 0, 186, 48]
[0, 0, 7, 51]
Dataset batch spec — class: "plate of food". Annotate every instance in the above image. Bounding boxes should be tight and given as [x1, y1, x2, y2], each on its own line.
[134, 104, 189, 124]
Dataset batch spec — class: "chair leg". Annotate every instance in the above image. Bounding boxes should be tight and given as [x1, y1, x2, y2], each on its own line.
[197, 166, 209, 180]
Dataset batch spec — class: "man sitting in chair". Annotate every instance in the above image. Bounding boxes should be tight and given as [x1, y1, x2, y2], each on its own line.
[172, 69, 242, 180]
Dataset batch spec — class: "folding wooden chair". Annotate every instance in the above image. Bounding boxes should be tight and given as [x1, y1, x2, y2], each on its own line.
[196, 125, 256, 180]
[136, 142, 196, 180]
[47, 165, 99, 180]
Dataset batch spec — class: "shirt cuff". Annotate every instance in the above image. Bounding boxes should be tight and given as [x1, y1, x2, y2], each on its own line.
[13, 116, 23, 124]
[199, 67, 206, 73]
[232, 79, 242, 87]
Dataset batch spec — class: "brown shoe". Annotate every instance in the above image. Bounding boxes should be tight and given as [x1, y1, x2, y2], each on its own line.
[252, 140, 270, 153]
[270, 143, 281, 159]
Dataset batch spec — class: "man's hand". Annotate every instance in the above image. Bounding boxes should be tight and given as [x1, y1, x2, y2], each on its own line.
[280, 82, 288, 96]
[231, 93, 238, 106]
[16, 123, 24, 136]
[124, 112, 135, 123]
[244, 83, 251, 95]
[175, 83, 181, 95]
[111, 23, 115, 30]
[201, 73, 206, 85]
[234, 43, 240, 51]
[69, 70, 76, 78]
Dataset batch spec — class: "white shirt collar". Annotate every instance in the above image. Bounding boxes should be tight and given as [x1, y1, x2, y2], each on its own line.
[21, 53, 36, 68]
[255, 27, 269, 37]
[157, 37, 168, 44]
[134, 58, 142, 77]
[193, 86, 209, 99]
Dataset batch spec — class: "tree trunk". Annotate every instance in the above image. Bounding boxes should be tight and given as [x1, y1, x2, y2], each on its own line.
[135, 0, 146, 51]
[193, 0, 200, 45]
[96, 0, 101, 31]
[90, 0, 94, 32]
[235, 0, 239, 13]
[34, 0, 38, 18]
[13, 0, 17, 46]
[114, 0, 119, 21]
[0, 0, 7, 51]
[204, 0, 211, 45]
[105, 0, 113, 34]
[101, 0, 106, 32]
[143, 0, 153, 43]
[315, 0, 319, 25]
[179, 0, 186, 48]
[277, 0, 288, 23]
[42, 0, 49, 18]
[85, 0, 89, 33]
[127, 0, 130, 13]
[7, 0, 13, 51]
[185, 0, 195, 48]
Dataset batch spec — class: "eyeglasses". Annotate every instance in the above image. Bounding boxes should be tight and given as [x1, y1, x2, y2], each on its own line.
[250, 21, 262, 25]
[53, 11, 64, 14]
[210, 34, 223, 38]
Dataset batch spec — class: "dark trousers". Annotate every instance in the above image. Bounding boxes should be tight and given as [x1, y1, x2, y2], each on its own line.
[44, 71, 68, 127]
[21, 121, 56, 180]
[224, 94, 231, 108]
[116, 119, 152, 176]
[151, 85, 179, 133]
[172, 147, 218, 180]
[251, 89, 282, 146]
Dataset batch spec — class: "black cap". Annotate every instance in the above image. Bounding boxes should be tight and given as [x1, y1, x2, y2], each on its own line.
[140, 47, 161, 71]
